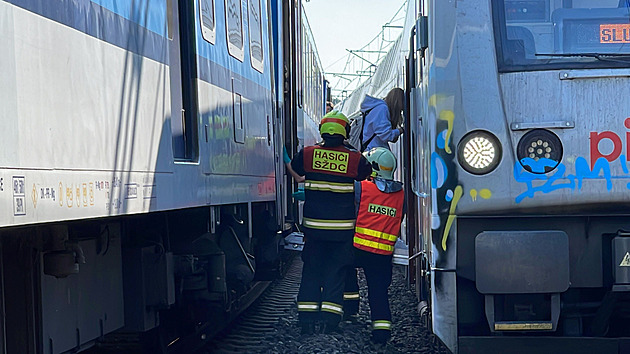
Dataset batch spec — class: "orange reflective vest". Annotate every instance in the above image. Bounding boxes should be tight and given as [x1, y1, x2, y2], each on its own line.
[353, 180, 404, 255]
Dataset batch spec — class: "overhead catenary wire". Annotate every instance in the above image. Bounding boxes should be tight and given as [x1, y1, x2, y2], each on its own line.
[325, 0, 408, 103]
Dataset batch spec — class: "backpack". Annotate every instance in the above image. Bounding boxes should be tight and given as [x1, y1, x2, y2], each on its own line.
[347, 109, 375, 152]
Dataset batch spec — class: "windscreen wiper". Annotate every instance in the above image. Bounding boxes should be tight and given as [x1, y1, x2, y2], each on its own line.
[536, 52, 630, 63]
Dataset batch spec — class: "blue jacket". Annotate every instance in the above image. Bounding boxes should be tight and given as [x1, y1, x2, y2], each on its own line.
[360, 95, 402, 151]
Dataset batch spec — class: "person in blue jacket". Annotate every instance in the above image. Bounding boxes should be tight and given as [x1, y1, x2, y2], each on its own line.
[360, 88, 405, 151]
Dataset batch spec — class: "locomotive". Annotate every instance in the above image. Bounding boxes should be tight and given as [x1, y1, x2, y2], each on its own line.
[0, 0, 325, 352]
[343, 0, 630, 352]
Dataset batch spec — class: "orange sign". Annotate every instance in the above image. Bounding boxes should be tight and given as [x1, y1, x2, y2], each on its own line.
[600, 24, 630, 43]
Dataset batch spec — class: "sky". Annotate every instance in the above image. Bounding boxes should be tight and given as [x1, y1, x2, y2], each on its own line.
[302, 0, 407, 98]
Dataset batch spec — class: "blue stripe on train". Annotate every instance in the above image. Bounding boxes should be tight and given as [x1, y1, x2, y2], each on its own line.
[5, 0, 169, 65]
[4, 0, 273, 94]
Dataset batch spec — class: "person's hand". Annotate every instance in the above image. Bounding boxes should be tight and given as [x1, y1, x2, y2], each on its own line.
[296, 175, 306, 183]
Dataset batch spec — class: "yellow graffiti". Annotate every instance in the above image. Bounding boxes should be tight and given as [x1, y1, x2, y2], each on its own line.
[76, 186, 81, 208]
[442, 185, 463, 251]
[89, 182, 94, 206]
[439, 110, 455, 154]
[479, 189, 492, 199]
[428, 94, 447, 107]
[470, 188, 492, 201]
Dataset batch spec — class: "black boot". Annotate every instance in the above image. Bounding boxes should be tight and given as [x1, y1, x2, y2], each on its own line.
[300, 322, 315, 335]
[371, 330, 390, 344]
[321, 321, 341, 334]
[343, 312, 358, 323]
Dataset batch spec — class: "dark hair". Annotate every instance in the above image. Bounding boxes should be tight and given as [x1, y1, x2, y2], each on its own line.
[383, 88, 405, 128]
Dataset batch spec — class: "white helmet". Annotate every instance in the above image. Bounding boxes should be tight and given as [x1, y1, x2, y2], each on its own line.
[363, 147, 397, 180]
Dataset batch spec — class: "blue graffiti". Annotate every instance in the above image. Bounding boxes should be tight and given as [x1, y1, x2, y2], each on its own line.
[445, 189, 453, 202]
[514, 156, 623, 203]
[431, 152, 448, 189]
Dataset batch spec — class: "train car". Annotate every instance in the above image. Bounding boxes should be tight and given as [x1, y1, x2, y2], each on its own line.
[0, 0, 325, 352]
[406, 0, 630, 353]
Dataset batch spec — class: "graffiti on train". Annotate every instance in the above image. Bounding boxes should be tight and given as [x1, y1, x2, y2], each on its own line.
[516, 120, 630, 203]
[590, 118, 630, 166]
[514, 156, 629, 203]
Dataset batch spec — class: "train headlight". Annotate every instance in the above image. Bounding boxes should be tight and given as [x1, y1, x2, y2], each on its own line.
[457, 130, 502, 175]
[516, 129, 563, 174]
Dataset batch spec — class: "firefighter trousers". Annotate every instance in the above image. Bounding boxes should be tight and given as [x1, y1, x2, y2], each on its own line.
[344, 249, 393, 336]
[297, 236, 353, 327]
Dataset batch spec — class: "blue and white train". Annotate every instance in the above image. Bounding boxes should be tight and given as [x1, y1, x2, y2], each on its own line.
[0, 0, 325, 352]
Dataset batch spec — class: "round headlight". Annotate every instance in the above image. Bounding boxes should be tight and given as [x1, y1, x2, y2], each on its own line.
[516, 129, 563, 174]
[457, 130, 502, 175]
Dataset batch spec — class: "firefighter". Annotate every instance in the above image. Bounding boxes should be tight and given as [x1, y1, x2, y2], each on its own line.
[291, 110, 372, 334]
[345, 147, 404, 344]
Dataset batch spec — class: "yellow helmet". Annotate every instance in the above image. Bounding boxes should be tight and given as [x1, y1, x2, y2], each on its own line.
[319, 110, 350, 138]
[363, 147, 397, 180]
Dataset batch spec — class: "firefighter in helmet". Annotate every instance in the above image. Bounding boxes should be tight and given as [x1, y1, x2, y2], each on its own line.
[291, 110, 372, 334]
[344, 147, 404, 344]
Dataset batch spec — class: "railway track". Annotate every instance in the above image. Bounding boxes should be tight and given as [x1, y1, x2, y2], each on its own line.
[201, 256, 303, 353]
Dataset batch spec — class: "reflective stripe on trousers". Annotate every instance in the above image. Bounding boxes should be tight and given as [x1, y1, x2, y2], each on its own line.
[321, 301, 344, 315]
[303, 217, 355, 230]
[372, 320, 392, 330]
[297, 302, 320, 312]
[343, 292, 359, 300]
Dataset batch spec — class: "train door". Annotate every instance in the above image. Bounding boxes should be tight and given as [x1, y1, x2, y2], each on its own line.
[168, 0, 199, 161]
[407, 3, 432, 322]
[270, 0, 286, 229]
[404, 27, 420, 287]
[282, 0, 302, 225]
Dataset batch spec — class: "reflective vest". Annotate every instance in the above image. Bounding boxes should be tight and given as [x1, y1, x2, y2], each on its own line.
[353, 180, 404, 255]
[302, 145, 363, 233]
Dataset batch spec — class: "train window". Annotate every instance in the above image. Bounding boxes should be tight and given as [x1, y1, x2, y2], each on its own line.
[571, 0, 621, 7]
[225, 0, 244, 61]
[505, 0, 549, 22]
[493, 0, 630, 72]
[248, 0, 264, 72]
[200, 0, 216, 44]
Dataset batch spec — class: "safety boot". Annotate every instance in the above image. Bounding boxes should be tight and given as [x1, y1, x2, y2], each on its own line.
[321, 321, 341, 334]
[370, 330, 390, 344]
[299, 322, 315, 335]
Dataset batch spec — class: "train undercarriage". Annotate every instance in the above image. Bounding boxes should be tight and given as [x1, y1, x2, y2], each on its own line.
[0, 202, 289, 353]
[433, 215, 630, 353]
